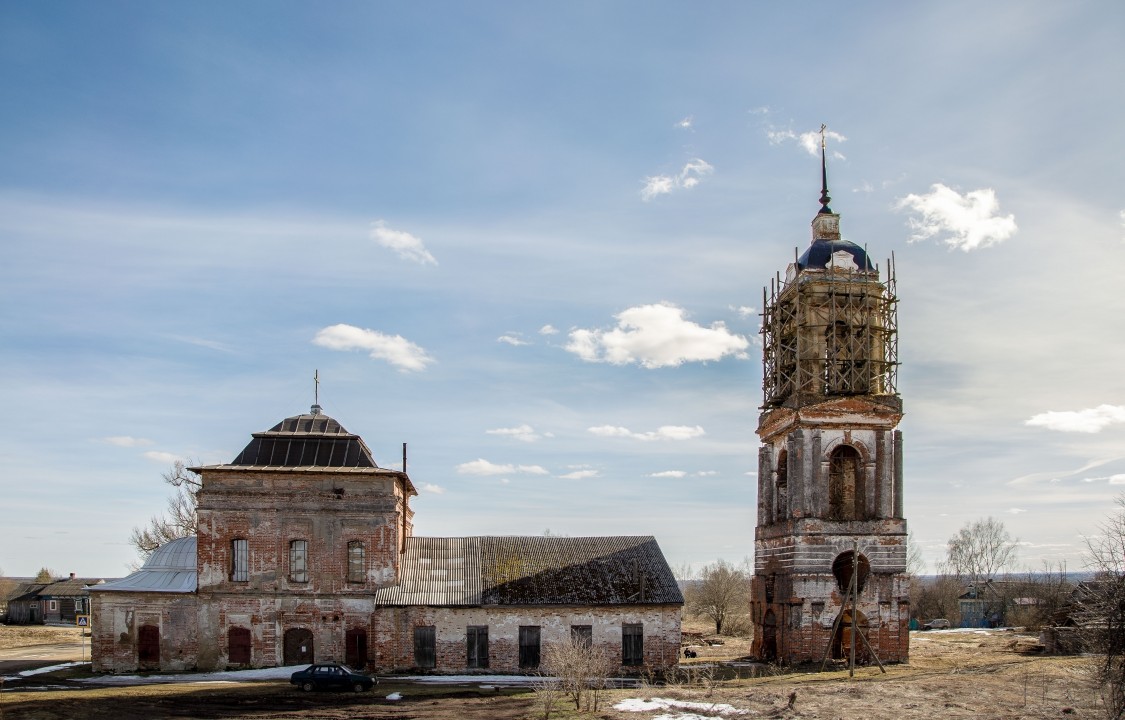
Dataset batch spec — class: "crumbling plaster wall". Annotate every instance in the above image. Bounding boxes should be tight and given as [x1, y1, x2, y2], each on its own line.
[90, 592, 200, 673]
[196, 470, 406, 594]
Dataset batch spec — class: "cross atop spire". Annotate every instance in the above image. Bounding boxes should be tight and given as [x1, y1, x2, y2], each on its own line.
[311, 369, 322, 415]
[818, 123, 832, 214]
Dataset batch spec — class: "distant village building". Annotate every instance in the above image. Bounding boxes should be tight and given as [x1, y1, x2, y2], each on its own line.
[6, 574, 104, 625]
[750, 142, 910, 664]
[90, 407, 682, 673]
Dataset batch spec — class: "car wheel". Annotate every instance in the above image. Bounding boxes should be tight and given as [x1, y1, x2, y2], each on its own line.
[302, 681, 314, 692]
[353, 682, 365, 693]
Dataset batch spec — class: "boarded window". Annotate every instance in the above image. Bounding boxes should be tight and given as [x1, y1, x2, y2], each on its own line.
[571, 624, 592, 649]
[518, 626, 540, 669]
[138, 624, 160, 666]
[231, 538, 249, 582]
[228, 627, 251, 665]
[414, 626, 436, 668]
[289, 539, 308, 583]
[345, 627, 367, 668]
[466, 625, 489, 668]
[347, 541, 365, 583]
[622, 623, 643, 666]
[828, 445, 865, 521]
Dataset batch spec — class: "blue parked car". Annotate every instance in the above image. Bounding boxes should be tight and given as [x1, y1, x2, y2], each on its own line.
[290, 663, 377, 692]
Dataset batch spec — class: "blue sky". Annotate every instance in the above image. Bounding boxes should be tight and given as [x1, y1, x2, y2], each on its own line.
[2, 1, 1124, 578]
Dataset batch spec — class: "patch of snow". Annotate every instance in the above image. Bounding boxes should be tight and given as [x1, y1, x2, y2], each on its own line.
[82, 664, 305, 685]
[18, 662, 86, 677]
[386, 691, 403, 700]
[614, 697, 750, 715]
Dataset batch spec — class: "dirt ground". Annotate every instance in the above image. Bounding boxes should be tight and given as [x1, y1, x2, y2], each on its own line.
[0, 624, 1108, 720]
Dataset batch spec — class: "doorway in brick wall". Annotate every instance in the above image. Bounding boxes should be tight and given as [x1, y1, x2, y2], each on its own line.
[345, 628, 367, 668]
[283, 628, 314, 665]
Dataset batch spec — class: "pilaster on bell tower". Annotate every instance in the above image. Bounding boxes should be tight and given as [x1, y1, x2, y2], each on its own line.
[750, 128, 910, 665]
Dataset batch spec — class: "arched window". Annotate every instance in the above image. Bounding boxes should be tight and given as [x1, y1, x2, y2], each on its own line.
[825, 321, 869, 394]
[347, 541, 365, 583]
[289, 539, 308, 583]
[774, 449, 788, 523]
[828, 445, 865, 521]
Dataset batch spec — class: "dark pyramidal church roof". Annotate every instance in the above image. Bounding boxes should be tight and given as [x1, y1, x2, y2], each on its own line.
[229, 404, 379, 468]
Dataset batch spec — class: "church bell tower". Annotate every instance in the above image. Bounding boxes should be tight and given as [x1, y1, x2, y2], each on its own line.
[750, 134, 909, 664]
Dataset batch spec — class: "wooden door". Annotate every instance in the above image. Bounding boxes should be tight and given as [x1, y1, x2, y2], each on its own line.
[283, 628, 314, 665]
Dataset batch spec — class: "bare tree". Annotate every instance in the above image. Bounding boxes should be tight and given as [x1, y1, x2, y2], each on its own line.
[129, 460, 202, 558]
[945, 517, 1019, 587]
[685, 559, 751, 635]
[906, 530, 926, 576]
[542, 633, 615, 712]
[1081, 496, 1125, 718]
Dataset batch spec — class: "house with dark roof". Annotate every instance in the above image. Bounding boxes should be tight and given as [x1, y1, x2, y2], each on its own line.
[90, 406, 683, 674]
[7, 575, 106, 624]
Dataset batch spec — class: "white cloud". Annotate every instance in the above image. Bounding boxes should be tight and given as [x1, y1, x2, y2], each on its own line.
[313, 323, 433, 372]
[498, 333, 530, 346]
[103, 436, 154, 448]
[566, 303, 749, 368]
[641, 159, 714, 201]
[650, 470, 687, 478]
[1120, 209, 1125, 240]
[696, 471, 718, 477]
[143, 450, 182, 463]
[486, 424, 542, 443]
[539, 324, 559, 336]
[455, 458, 548, 476]
[896, 184, 1017, 251]
[731, 305, 756, 319]
[422, 483, 445, 494]
[1026, 404, 1125, 433]
[676, 116, 693, 129]
[587, 424, 705, 442]
[1112, 475, 1125, 485]
[766, 127, 846, 157]
[370, 220, 437, 265]
[1008, 508, 1027, 514]
[559, 469, 599, 480]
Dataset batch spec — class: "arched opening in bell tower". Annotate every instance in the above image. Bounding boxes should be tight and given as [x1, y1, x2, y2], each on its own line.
[774, 449, 788, 523]
[828, 445, 866, 521]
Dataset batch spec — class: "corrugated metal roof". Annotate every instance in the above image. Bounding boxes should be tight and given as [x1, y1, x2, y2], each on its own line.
[374, 537, 482, 606]
[91, 537, 197, 594]
[376, 536, 683, 607]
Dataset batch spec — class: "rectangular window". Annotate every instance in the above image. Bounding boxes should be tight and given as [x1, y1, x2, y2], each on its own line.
[289, 540, 308, 583]
[48, 600, 58, 612]
[571, 624, 592, 649]
[518, 626, 540, 669]
[622, 623, 643, 666]
[347, 541, 365, 583]
[231, 539, 249, 582]
[414, 626, 436, 668]
[466, 625, 489, 668]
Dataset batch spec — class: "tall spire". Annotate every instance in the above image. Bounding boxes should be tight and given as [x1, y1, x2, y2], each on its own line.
[818, 123, 832, 214]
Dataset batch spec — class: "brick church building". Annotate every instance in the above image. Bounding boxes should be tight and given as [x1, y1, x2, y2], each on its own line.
[90, 407, 683, 673]
[750, 142, 910, 665]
